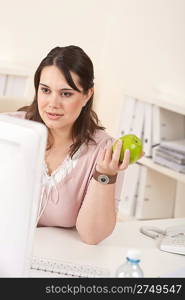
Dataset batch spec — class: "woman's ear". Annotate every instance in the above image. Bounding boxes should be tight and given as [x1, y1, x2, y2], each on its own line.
[83, 87, 94, 106]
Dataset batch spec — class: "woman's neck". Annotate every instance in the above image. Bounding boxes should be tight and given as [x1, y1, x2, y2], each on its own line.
[49, 128, 73, 149]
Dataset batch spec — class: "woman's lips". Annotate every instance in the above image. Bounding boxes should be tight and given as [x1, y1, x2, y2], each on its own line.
[46, 112, 63, 120]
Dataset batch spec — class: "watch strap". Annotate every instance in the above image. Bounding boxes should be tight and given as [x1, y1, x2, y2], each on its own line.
[93, 169, 117, 184]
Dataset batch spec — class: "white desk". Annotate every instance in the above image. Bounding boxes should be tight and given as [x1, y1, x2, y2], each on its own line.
[33, 218, 185, 278]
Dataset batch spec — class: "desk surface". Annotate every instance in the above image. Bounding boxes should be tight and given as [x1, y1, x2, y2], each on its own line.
[33, 218, 185, 277]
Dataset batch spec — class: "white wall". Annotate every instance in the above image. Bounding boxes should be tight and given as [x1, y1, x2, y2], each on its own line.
[0, 0, 184, 136]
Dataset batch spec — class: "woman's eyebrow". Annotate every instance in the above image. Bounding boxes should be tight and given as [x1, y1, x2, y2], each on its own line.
[39, 83, 74, 91]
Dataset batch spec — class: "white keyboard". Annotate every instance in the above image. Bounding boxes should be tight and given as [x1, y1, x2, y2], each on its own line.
[159, 233, 185, 255]
[31, 256, 110, 278]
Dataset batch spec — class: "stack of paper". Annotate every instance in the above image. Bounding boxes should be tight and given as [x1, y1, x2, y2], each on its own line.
[153, 139, 185, 174]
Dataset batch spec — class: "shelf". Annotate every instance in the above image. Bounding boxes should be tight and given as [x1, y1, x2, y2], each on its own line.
[117, 93, 185, 220]
[123, 91, 185, 115]
[0, 96, 30, 113]
[0, 95, 29, 102]
[0, 64, 30, 76]
[139, 157, 185, 184]
[144, 96, 185, 115]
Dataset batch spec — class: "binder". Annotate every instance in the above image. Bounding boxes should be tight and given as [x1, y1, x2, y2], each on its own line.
[0, 74, 7, 96]
[116, 96, 145, 218]
[118, 163, 141, 218]
[143, 102, 153, 157]
[5, 75, 27, 97]
[129, 99, 145, 139]
[152, 104, 160, 150]
[115, 170, 125, 212]
[135, 165, 176, 219]
[116, 95, 136, 137]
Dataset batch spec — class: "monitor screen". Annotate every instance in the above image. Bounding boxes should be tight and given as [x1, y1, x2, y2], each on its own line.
[0, 115, 47, 277]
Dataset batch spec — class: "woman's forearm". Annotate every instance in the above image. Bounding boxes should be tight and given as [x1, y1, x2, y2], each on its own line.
[76, 139, 131, 245]
[76, 178, 117, 244]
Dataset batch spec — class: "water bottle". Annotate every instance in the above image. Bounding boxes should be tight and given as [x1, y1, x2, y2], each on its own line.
[115, 249, 144, 278]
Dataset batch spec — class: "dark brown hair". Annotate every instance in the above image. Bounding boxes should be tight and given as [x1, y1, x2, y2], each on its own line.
[18, 45, 105, 157]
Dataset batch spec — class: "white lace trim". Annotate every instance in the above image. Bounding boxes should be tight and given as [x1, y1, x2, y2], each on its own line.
[42, 146, 81, 186]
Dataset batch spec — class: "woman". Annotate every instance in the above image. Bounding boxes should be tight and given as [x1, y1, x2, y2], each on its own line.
[10, 46, 136, 244]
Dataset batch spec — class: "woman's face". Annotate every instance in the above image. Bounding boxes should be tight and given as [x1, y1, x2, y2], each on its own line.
[37, 65, 92, 132]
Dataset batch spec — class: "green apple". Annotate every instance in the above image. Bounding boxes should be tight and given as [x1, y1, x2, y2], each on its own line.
[113, 134, 143, 164]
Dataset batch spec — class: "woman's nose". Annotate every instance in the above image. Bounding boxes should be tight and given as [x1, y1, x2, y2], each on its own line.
[48, 92, 61, 108]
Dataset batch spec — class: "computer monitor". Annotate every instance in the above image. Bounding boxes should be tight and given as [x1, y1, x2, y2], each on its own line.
[0, 115, 47, 277]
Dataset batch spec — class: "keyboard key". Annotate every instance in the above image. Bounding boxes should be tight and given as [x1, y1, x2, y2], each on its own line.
[30, 256, 110, 278]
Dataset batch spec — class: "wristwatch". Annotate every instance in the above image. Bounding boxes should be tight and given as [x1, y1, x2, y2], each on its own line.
[93, 169, 117, 184]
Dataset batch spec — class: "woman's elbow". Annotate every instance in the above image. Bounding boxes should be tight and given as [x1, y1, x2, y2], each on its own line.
[80, 236, 103, 245]
[78, 226, 116, 245]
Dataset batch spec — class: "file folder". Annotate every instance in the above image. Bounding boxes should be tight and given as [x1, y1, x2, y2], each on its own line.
[119, 163, 141, 218]
[0, 74, 7, 96]
[143, 102, 153, 157]
[117, 96, 145, 218]
[5, 75, 27, 97]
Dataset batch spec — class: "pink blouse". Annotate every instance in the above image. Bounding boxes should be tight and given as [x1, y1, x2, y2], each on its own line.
[3, 111, 124, 228]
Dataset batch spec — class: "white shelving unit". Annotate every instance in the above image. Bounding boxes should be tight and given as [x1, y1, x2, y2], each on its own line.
[0, 63, 33, 112]
[139, 94, 185, 219]
[139, 157, 185, 184]
[118, 93, 185, 221]
[135, 93, 185, 116]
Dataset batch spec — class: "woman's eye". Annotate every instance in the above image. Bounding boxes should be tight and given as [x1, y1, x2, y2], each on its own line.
[61, 92, 72, 97]
[41, 87, 50, 94]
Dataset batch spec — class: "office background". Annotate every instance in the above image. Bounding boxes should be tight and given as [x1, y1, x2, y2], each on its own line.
[0, 0, 184, 136]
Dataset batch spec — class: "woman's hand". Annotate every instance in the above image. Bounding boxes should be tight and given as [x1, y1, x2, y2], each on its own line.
[96, 140, 144, 176]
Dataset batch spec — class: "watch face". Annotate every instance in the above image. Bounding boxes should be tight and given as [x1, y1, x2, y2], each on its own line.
[98, 174, 110, 184]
